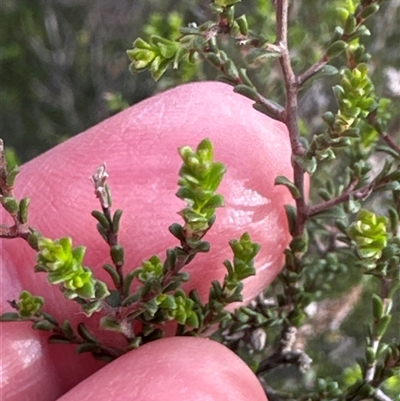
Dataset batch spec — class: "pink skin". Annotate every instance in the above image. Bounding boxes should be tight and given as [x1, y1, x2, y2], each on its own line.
[57, 337, 268, 401]
[1, 81, 292, 400]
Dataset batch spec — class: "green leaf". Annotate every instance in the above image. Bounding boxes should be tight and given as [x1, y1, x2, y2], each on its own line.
[100, 316, 123, 332]
[110, 244, 125, 266]
[376, 315, 391, 337]
[112, 209, 123, 234]
[2, 196, 19, 214]
[372, 294, 384, 320]
[245, 48, 280, 64]
[91, 210, 110, 230]
[76, 343, 101, 354]
[284, 205, 297, 236]
[77, 323, 98, 343]
[61, 320, 75, 339]
[360, 4, 380, 20]
[0, 312, 21, 322]
[105, 290, 121, 308]
[235, 14, 249, 35]
[48, 335, 71, 344]
[102, 263, 121, 288]
[5, 166, 20, 188]
[18, 197, 31, 223]
[32, 320, 55, 331]
[300, 65, 339, 89]
[234, 84, 258, 101]
[326, 40, 347, 59]
[151, 58, 171, 81]
[275, 176, 301, 199]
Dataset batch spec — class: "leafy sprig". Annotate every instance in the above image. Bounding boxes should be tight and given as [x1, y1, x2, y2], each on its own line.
[0, 137, 261, 360]
[125, 1, 400, 400]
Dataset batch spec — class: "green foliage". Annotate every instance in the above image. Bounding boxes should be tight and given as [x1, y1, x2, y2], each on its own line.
[35, 237, 109, 308]
[16, 290, 44, 318]
[347, 209, 388, 260]
[1, 137, 260, 356]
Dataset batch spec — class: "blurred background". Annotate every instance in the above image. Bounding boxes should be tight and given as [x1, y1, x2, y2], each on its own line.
[1, 0, 400, 396]
[1, 0, 399, 163]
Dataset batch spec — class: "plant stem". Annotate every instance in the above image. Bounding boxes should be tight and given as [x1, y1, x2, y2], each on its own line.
[374, 388, 393, 401]
[381, 132, 400, 155]
[276, 0, 306, 236]
[297, 54, 329, 86]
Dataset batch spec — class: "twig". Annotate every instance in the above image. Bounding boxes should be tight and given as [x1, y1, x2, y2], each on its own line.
[254, 92, 286, 122]
[381, 133, 400, 156]
[276, 0, 307, 236]
[374, 389, 394, 401]
[307, 180, 360, 217]
[256, 326, 312, 375]
[297, 54, 329, 86]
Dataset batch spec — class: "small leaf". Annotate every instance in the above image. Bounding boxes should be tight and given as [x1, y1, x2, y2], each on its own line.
[110, 244, 125, 266]
[346, 25, 371, 41]
[245, 48, 280, 64]
[300, 65, 339, 89]
[0, 312, 21, 322]
[18, 197, 31, 223]
[275, 176, 301, 199]
[61, 320, 75, 339]
[105, 290, 121, 308]
[372, 294, 384, 320]
[100, 316, 123, 332]
[326, 40, 347, 59]
[123, 270, 137, 296]
[76, 343, 101, 354]
[77, 323, 98, 343]
[48, 335, 71, 344]
[235, 14, 249, 35]
[344, 15, 357, 35]
[121, 290, 143, 307]
[2, 196, 19, 214]
[360, 4, 379, 20]
[32, 320, 55, 331]
[234, 84, 258, 101]
[376, 315, 391, 337]
[284, 205, 297, 236]
[91, 210, 110, 230]
[102, 263, 121, 288]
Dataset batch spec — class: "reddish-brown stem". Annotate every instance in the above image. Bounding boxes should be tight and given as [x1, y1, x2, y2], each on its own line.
[276, 0, 307, 236]
[297, 54, 329, 87]
[0, 224, 31, 240]
[381, 133, 400, 155]
[307, 180, 359, 217]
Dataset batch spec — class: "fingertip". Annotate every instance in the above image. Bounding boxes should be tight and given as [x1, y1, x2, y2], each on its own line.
[58, 337, 268, 401]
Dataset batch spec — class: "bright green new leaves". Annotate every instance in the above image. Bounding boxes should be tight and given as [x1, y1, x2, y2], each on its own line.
[347, 209, 388, 260]
[127, 36, 185, 81]
[36, 237, 110, 305]
[310, 63, 377, 161]
[155, 291, 199, 328]
[333, 64, 376, 130]
[224, 232, 260, 283]
[16, 290, 44, 318]
[136, 256, 164, 283]
[176, 138, 226, 238]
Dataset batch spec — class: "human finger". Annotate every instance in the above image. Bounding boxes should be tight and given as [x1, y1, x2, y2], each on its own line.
[1, 81, 292, 398]
[57, 337, 268, 401]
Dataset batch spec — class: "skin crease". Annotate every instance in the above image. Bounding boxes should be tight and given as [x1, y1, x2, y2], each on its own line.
[0, 81, 293, 400]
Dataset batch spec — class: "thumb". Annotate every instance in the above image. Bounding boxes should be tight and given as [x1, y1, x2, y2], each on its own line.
[57, 337, 268, 401]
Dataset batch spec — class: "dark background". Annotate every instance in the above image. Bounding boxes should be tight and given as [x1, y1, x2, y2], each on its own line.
[1, 0, 399, 162]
